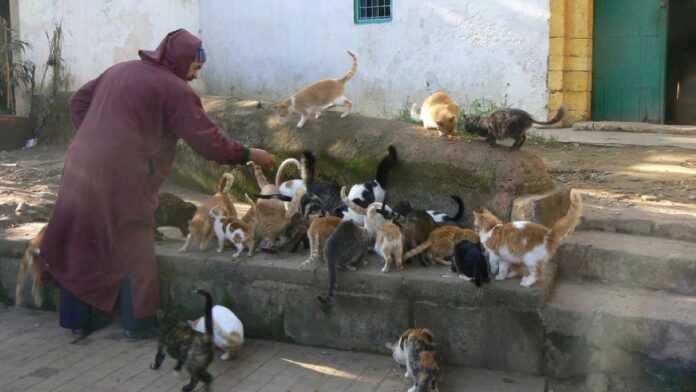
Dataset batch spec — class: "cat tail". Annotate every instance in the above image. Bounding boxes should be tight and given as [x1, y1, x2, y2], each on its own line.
[318, 242, 338, 306]
[247, 161, 271, 190]
[531, 105, 566, 125]
[546, 190, 583, 255]
[301, 151, 316, 187]
[375, 145, 398, 189]
[196, 289, 214, 341]
[338, 50, 358, 84]
[410, 103, 421, 122]
[403, 240, 432, 260]
[275, 158, 302, 188]
[217, 172, 235, 193]
[448, 195, 465, 222]
[254, 193, 292, 202]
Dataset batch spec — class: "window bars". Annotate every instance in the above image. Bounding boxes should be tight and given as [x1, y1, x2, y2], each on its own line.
[354, 0, 392, 24]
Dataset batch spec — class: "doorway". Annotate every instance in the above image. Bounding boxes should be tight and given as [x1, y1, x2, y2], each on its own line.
[665, 0, 696, 124]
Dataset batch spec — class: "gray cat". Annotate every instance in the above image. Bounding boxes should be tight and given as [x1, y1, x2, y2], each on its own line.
[317, 220, 369, 306]
[465, 106, 565, 150]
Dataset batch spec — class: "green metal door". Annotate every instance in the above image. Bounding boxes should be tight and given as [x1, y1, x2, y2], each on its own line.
[592, 0, 668, 123]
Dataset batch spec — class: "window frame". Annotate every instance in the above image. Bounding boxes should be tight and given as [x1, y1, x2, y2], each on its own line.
[353, 0, 393, 25]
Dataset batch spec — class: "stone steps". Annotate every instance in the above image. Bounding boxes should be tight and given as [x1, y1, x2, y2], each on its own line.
[543, 281, 696, 390]
[556, 230, 696, 295]
[578, 202, 696, 242]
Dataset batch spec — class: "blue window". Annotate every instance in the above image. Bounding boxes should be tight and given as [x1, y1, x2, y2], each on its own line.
[354, 0, 392, 24]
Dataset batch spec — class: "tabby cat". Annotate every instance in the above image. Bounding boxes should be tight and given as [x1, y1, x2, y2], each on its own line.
[273, 51, 357, 128]
[403, 225, 479, 266]
[151, 289, 215, 392]
[465, 106, 565, 150]
[155, 192, 197, 241]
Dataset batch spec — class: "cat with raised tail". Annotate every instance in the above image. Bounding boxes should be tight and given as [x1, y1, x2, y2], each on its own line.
[465, 106, 566, 150]
[411, 91, 460, 140]
[273, 51, 358, 128]
[473, 190, 582, 294]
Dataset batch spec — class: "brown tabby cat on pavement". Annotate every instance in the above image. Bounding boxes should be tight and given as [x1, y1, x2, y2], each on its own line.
[273, 51, 358, 128]
[465, 106, 565, 150]
[411, 91, 460, 140]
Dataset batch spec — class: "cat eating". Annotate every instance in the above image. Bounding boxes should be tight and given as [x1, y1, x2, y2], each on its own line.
[473, 190, 582, 290]
[273, 51, 357, 128]
[465, 106, 565, 150]
[451, 239, 490, 287]
[403, 225, 479, 266]
[411, 91, 460, 140]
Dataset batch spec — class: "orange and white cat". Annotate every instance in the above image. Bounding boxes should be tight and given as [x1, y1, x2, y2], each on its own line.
[411, 91, 460, 139]
[273, 51, 357, 128]
[473, 191, 582, 288]
[15, 225, 46, 308]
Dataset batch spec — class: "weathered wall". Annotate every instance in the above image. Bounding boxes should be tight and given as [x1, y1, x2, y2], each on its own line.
[199, 0, 551, 119]
[15, 0, 202, 116]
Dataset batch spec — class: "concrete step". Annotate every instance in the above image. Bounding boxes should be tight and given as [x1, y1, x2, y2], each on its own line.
[579, 202, 696, 242]
[544, 282, 696, 390]
[557, 231, 696, 295]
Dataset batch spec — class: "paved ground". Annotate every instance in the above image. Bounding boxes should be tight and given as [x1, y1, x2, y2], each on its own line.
[0, 307, 545, 392]
[529, 127, 696, 150]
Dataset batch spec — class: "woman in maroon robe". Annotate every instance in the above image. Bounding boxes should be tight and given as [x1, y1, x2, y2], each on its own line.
[40, 29, 275, 338]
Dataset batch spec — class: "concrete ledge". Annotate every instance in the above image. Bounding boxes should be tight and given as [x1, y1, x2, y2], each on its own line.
[574, 121, 696, 136]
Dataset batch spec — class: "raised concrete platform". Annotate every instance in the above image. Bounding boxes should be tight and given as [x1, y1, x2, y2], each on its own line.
[0, 306, 547, 392]
[528, 127, 696, 150]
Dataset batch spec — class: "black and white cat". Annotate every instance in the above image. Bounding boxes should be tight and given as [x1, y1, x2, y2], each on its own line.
[394, 195, 465, 224]
[343, 145, 398, 224]
[452, 239, 490, 287]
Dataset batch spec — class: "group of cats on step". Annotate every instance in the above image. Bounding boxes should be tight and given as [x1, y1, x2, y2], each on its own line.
[271, 50, 566, 150]
[14, 50, 578, 392]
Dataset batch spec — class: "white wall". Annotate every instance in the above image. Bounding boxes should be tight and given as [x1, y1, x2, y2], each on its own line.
[200, 0, 550, 118]
[16, 0, 201, 116]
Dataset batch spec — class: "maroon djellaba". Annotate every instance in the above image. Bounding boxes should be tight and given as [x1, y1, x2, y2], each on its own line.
[39, 29, 274, 338]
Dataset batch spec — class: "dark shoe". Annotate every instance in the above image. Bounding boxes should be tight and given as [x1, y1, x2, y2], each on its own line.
[123, 327, 159, 340]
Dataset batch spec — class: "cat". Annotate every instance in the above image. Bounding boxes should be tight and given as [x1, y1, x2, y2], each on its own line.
[411, 91, 460, 140]
[344, 145, 398, 224]
[473, 190, 582, 291]
[465, 106, 565, 150]
[403, 225, 479, 266]
[373, 219, 404, 273]
[451, 239, 490, 287]
[299, 215, 343, 271]
[272, 51, 357, 128]
[358, 189, 394, 240]
[155, 192, 197, 241]
[298, 151, 343, 217]
[179, 173, 237, 252]
[276, 212, 310, 253]
[15, 225, 46, 308]
[209, 206, 255, 258]
[387, 328, 440, 392]
[317, 220, 369, 306]
[427, 195, 465, 224]
[189, 305, 244, 361]
[394, 196, 464, 225]
[248, 161, 280, 196]
[394, 209, 436, 266]
[275, 157, 306, 199]
[250, 195, 292, 253]
[151, 289, 215, 392]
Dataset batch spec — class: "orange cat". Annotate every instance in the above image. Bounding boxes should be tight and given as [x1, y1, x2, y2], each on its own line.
[15, 225, 46, 308]
[299, 215, 342, 271]
[411, 91, 460, 139]
[273, 51, 357, 128]
[403, 225, 479, 266]
[473, 191, 582, 289]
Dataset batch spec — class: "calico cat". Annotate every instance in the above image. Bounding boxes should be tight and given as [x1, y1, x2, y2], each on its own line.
[179, 173, 237, 252]
[273, 51, 357, 128]
[387, 328, 440, 392]
[317, 220, 369, 305]
[209, 206, 255, 258]
[155, 192, 197, 241]
[15, 225, 46, 308]
[465, 106, 565, 150]
[189, 305, 244, 361]
[452, 240, 490, 287]
[404, 225, 479, 266]
[299, 215, 343, 271]
[473, 190, 582, 291]
[411, 91, 460, 140]
[344, 145, 398, 223]
[151, 289, 215, 392]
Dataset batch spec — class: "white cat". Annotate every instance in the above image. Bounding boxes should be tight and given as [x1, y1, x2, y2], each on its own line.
[190, 305, 244, 360]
